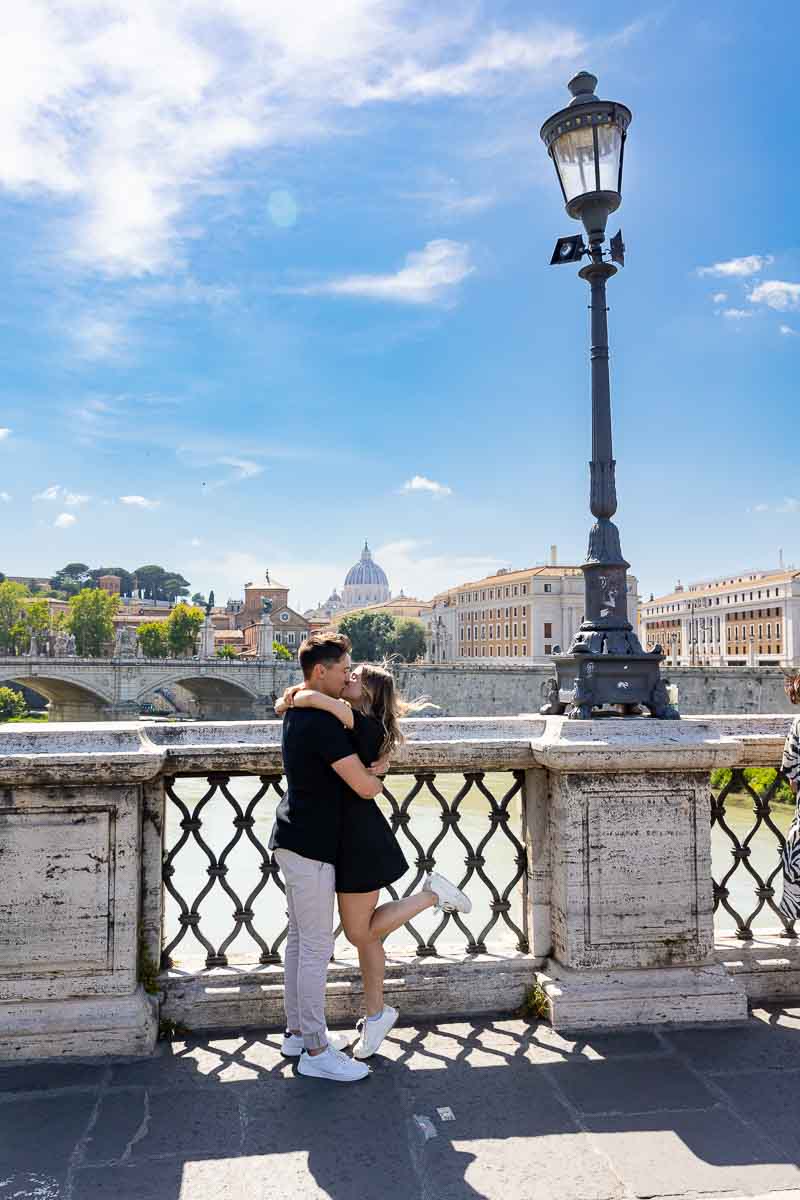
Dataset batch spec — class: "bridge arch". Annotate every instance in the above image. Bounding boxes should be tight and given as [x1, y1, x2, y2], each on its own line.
[0, 672, 114, 721]
[138, 671, 264, 720]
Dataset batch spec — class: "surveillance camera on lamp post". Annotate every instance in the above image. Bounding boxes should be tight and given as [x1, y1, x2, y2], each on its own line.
[538, 72, 679, 721]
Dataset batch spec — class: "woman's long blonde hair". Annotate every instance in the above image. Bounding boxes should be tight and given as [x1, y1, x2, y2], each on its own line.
[358, 661, 436, 756]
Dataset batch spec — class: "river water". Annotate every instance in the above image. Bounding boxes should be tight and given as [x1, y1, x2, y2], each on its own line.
[163, 775, 796, 966]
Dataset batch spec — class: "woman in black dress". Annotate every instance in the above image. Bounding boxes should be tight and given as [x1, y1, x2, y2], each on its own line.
[276, 663, 470, 1058]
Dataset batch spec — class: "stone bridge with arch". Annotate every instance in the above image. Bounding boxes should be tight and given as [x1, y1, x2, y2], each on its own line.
[0, 656, 299, 721]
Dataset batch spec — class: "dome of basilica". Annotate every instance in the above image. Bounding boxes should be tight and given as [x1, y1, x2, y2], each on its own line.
[342, 542, 391, 609]
[344, 542, 389, 588]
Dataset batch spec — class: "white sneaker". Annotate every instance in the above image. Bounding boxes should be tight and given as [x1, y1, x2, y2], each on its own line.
[281, 1029, 352, 1056]
[424, 871, 472, 914]
[297, 1045, 370, 1082]
[352, 1006, 399, 1060]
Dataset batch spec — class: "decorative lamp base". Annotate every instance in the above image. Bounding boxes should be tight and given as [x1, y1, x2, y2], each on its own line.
[540, 648, 679, 720]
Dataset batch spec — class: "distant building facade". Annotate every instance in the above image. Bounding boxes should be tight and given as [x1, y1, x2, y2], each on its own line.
[424, 553, 640, 662]
[638, 566, 800, 666]
[234, 572, 311, 657]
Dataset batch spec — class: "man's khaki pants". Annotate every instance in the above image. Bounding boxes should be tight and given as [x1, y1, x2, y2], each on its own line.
[275, 848, 336, 1051]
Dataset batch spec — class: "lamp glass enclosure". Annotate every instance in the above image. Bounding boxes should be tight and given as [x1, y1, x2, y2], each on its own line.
[551, 114, 624, 206]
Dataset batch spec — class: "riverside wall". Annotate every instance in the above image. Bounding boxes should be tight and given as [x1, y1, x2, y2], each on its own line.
[392, 664, 797, 718]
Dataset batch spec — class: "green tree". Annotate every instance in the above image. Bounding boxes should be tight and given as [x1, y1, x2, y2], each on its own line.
[137, 621, 169, 658]
[0, 686, 26, 721]
[338, 611, 395, 662]
[273, 640, 292, 661]
[134, 566, 191, 602]
[390, 617, 427, 662]
[0, 580, 30, 653]
[67, 588, 120, 656]
[25, 599, 52, 640]
[51, 562, 93, 596]
[191, 592, 207, 608]
[166, 604, 205, 657]
[215, 643, 238, 659]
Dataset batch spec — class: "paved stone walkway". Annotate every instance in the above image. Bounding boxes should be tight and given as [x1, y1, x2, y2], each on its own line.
[3, 1006, 800, 1199]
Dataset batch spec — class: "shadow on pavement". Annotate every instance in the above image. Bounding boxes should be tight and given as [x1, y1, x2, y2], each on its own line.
[2, 1009, 800, 1199]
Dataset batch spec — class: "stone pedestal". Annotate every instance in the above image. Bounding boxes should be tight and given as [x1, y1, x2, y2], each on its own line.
[0, 729, 163, 1060]
[530, 717, 749, 1031]
[256, 618, 275, 660]
[198, 616, 216, 659]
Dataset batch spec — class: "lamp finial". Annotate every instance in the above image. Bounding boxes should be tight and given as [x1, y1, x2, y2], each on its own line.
[568, 71, 598, 104]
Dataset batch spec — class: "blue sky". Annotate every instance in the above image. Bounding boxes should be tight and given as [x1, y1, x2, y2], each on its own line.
[0, 0, 798, 610]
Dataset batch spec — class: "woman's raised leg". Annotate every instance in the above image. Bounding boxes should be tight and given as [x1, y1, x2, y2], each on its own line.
[338, 889, 437, 1016]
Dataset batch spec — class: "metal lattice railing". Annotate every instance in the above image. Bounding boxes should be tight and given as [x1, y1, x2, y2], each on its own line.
[161, 769, 529, 969]
[711, 766, 797, 940]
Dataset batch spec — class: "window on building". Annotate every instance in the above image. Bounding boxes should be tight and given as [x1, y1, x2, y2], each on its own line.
[767, 623, 772, 638]
[522, 645, 527, 655]
[522, 622, 527, 637]
[513, 623, 518, 637]
[513, 586, 518, 596]
[504, 623, 510, 638]
[522, 585, 527, 595]
[545, 644, 552, 655]
[544, 622, 552, 639]
[544, 583, 552, 593]
[750, 624, 755, 637]
[777, 623, 782, 638]
[481, 625, 486, 639]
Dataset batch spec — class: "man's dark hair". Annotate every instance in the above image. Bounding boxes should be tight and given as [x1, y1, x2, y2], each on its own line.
[299, 631, 352, 679]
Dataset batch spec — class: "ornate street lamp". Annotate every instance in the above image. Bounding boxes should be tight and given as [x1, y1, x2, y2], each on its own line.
[539, 72, 678, 719]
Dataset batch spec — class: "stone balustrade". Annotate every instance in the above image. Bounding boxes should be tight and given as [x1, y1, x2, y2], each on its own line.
[1, 714, 799, 1061]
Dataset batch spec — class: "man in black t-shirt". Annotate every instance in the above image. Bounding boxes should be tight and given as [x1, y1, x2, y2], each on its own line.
[269, 631, 383, 1083]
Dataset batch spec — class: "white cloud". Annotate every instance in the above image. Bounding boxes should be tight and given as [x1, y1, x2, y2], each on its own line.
[748, 281, 800, 312]
[780, 324, 798, 336]
[291, 240, 474, 305]
[0, 428, 10, 440]
[120, 494, 160, 509]
[33, 484, 89, 504]
[216, 457, 263, 481]
[190, 537, 202, 547]
[722, 308, 753, 320]
[133, 278, 238, 306]
[0, 491, 10, 502]
[753, 498, 800, 514]
[54, 512, 76, 528]
[0, 5, 587, 277]
[402, 175, 496, 219]
[69, 313, 130, 361]
[34, 484, 62, 500]
[400, 474, 453, 497]
[711, 292, 727, 304]
[698, 255, 773, 278]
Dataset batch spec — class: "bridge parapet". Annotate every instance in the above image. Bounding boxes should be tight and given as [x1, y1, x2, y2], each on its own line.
[3, 715, 798, 1062]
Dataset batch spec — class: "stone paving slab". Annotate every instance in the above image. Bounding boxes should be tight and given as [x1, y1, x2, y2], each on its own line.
[1, 1009, 800, 1199]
